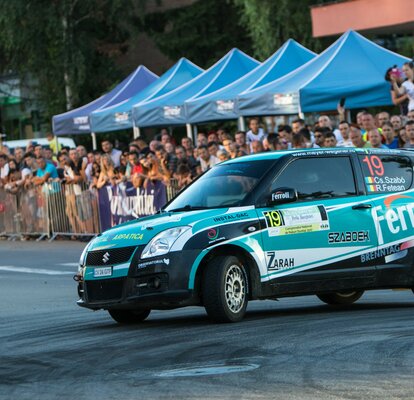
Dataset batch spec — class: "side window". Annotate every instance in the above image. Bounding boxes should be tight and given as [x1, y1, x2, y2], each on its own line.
[272, 157, 357, 200]
[358, 154, 412, 193]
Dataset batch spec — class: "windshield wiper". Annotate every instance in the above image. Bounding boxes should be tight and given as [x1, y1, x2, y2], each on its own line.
[165, 205, 208, 213]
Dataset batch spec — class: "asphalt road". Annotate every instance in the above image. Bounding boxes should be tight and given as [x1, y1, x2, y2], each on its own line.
[0, 241, 413, 400]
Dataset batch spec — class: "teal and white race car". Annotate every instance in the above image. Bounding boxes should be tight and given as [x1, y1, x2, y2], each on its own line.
[76, 148, 414, 323]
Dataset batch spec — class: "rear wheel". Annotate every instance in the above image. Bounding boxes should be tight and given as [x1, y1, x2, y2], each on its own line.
[317, 290, 364, 306]
[108, 309, 151, 324]
[203, 255, 248, 323]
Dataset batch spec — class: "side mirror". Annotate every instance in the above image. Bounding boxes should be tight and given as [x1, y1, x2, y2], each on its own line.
[269, 187, 298, 206]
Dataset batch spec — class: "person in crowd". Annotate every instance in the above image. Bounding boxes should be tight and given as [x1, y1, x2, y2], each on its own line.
[246, 117, 266, 149]
[196, 132, 208, 147]
[14, 147, 24, 169]
[216, 149, 230, 162]
[44, 147, 57, 166]
[292, 133, 308, 149]
[33, 144, 43, 159]
[407, 110, 414, 121]
[318, 115, 342, 144]
[403, 120, 414, 148]
[390, 115, 403, 131]
[376, 111, 390, 127]
[291, 118, 305, 134]
[197, 145, 219, 172]
[234, 131, 250, 154]
[382, 122, 398, 149]
[207, 141, 219, 158]
[97, 154, 116, 189]
[3, 159, 21, 194]
[175, 145, 200, 177]
[368, 129, 387, 148]
[313, 127, 327, 148]
[207, 131, 220, 145]
[398, 127, 407, 148]
[32, 155, 59, 186]
[175, 164, 193, 190]
[385, 66, 409, 115]
[360, 112, 379, 140]
[251, 140, 264, 154]
[46, 132, 62, 155]
[164, 142, 175, 156]
[337, 121, 353, 147]
[277, 125, 293, 148]
[298, 127, 312, 147]
[69, 148, 87, 181]
[155, 145, 177, 176]
[349, 125, 371, 148]
[391, 61, 414, 114]
[101, 140, 121, 167]
[324, 132, 337, 148]
[0, 153, 9, 188]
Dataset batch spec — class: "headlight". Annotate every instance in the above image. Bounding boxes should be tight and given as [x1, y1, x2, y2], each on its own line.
[141, 226, 191, 259]
[79, 241, 92, 268]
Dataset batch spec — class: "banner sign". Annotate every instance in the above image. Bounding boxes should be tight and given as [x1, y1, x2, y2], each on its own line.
[98, 181, 167, 231]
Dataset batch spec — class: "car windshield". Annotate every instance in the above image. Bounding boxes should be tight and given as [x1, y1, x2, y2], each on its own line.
[165, 160, 275, 211]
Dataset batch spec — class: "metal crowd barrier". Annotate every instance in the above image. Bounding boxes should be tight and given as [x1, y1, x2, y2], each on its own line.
[0, 177, 181, 241]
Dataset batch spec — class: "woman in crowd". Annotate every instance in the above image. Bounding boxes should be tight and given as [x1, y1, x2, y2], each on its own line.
[97, 154, 116, 189]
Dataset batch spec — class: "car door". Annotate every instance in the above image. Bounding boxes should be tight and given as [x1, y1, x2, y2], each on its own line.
[359, 152, 414, 287]
[256, 154, 379, 295]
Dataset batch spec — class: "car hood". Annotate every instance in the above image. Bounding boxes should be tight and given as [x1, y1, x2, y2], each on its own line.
[87, 206, 256, 251]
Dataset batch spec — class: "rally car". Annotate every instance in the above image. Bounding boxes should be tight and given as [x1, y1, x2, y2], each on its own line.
[75, 148, 414, 323]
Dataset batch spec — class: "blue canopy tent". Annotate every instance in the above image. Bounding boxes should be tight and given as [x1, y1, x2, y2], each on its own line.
[185, 39, 316, 124]
[133, 48, 260, 130]
[90, 58, 203, 133]
[237, 30, 410, 116]
[52, 65, 158, 136]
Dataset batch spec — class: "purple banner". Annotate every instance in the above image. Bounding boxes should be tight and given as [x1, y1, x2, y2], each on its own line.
[98, 181, 167, 231]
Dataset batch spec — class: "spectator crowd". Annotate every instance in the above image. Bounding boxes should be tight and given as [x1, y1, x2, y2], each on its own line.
[1, 108, 414, 197]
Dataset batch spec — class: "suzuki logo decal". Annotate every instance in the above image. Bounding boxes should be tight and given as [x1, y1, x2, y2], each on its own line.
[102, 252, 110, 263]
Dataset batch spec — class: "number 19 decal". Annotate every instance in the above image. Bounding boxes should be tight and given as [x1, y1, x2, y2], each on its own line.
[263, 210, 284, 227]
[362, 155, 384, 176]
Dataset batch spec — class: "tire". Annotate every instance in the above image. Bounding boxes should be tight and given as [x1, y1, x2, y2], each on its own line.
[108, 309, 151, 324]
[203, 255, 248, 323]
[317, 290, 364, 306]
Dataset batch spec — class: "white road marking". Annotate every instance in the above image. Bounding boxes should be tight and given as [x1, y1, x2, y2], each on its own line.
[58, 263, 79, 267]
[0, 266, 74, 275]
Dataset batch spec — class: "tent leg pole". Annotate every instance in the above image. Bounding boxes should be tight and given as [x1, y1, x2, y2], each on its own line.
[238, 116, 246, 131]
[91, 132, 97, 150]
[186, 123, 193, 141]
[133, 126, 141, 139]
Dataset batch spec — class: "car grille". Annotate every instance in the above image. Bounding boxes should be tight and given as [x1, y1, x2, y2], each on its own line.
[86, 278, 125, 302]
[85, 246, 136, 266]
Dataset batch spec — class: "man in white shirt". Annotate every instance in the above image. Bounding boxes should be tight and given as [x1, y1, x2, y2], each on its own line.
[197, 145, 219, 172]
[246, 118, 266, 151]
[318, 114, 342, 144]
[101, 140, 121, 167]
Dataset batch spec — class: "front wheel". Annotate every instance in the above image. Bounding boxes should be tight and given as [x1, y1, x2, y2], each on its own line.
[108, 309, 151, 324]
[317, 290, 364, 306]
[203, 255, 248, 323]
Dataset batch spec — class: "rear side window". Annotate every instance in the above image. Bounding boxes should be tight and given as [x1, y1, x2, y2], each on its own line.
[358, 154, 413, 193]
[272, 156, 357, 200]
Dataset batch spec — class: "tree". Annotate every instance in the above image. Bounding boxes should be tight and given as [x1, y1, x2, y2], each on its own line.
[231, 0, 325, 59]
[142, 0, 253, 68]
[0, 0, 132, 118]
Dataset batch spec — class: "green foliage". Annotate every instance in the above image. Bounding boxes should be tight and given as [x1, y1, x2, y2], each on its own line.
[231, 0, 325, 59]
[142, 0, 253, 68]
[0, 0, 132, 118]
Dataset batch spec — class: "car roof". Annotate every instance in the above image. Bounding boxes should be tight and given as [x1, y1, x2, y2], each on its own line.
[222, 147, 413, 164]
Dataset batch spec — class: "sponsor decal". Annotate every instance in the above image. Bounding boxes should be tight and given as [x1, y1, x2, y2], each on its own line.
[273, 93, 295, 106]
[365, 176, 406, 192]
[207, 228, 219, 240]
[361, 244, 401, 263]
[112, 233, 144, 241]
[73, 116, 89, 125]
[271, 191, 290, 202]
[266, 251, 295, 271]
[114, 112, 130, 123]
[292, 149, 352, 157]
[328, 231, 369, 244]
[163, 106, 181, 118]
[371, 194, 414, 245]
[138, 258, 170, 268]
[213, 212, 249, 223]
[216, 100, 235, 112]
[263, 205, 329, 236]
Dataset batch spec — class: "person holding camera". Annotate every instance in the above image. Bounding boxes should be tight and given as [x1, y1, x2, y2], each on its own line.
[390, 62, 414, 114]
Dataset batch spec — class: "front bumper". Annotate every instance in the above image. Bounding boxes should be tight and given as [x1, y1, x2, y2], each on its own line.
[77, 248, 199, 310]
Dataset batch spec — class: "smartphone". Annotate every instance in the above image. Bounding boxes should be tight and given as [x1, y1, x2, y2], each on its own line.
[339, 97, 346, 107]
